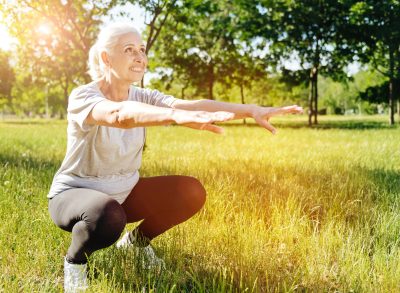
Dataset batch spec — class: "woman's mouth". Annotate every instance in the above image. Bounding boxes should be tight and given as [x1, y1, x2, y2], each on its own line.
[130, 67, 144, 72]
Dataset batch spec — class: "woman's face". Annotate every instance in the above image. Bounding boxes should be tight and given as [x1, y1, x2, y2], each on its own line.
[108, 32, 147, 83]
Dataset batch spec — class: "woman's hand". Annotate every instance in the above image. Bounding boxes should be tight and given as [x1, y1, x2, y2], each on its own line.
[172, 110, 235, 134]
[251, 105, 303, 134]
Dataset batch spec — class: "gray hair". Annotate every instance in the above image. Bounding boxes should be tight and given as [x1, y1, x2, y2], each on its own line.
[88, 23, 140, 80]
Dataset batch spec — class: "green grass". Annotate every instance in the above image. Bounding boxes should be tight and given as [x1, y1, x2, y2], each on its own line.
[0, 115, 399, 292]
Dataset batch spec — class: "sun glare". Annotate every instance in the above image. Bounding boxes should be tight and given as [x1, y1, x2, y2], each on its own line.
[37, 23, 52, 35]
[0, 24, 13, 51]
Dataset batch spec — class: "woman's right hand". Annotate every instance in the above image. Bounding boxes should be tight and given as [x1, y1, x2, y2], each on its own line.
[172, 110, 235, 134]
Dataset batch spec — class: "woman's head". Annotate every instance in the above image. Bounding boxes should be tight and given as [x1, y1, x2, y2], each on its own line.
[88, 23, 147, 83]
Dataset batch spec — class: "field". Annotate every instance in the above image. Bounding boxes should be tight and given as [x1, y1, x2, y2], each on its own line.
[0, 115, 399, 292]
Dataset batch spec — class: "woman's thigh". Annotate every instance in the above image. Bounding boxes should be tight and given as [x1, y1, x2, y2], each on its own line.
[48, 188, 122, 232]
[121, 175, 206, 223]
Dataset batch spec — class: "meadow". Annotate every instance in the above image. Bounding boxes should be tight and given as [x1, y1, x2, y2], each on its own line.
[0, 115, 399, 292]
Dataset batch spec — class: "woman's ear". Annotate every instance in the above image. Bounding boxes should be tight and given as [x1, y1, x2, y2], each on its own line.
[100, 51, 111, 67]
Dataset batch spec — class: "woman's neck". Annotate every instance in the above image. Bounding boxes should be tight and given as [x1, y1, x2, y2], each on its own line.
[98, 78, 131, 102]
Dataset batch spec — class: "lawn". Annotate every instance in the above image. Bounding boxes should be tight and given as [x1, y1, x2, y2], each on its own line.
[0, 115, 399, 292]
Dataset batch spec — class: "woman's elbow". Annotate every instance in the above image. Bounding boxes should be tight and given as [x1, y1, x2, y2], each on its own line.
[114, 112, 135, 128]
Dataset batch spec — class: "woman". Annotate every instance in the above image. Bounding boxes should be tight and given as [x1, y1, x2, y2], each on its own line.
[48, 22, 302, 292]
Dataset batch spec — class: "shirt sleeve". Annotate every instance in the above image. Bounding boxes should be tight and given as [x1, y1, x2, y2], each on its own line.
[67, 85, 106, 132]
[134, 87, 179, 108]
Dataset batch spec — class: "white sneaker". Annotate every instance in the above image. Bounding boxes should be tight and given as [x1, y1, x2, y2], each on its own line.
[116, 232, 166, 270]
[64, 257, 88, 292]
[115, 231, 134, 249]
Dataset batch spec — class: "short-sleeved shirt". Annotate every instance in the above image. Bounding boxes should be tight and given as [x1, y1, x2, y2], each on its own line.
[48, 81, 178, 203]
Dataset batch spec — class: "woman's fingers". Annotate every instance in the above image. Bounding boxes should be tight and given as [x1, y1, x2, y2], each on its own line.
[183, 122, 225, 134]
[201, 123, 225, 134]
[270, 105, 303, 116]
[251, 105, 303, 134]
[255, 117, 277, 134]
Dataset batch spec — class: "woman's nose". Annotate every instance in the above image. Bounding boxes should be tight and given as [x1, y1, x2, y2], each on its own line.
[133, 53, 145, 64]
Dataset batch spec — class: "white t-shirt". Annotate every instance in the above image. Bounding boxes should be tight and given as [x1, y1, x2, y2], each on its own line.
[48, 81, 178, 203]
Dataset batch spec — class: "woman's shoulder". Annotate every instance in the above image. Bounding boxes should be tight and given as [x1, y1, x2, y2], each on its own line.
[69, 81, 104, 102]
[72, 81, 99, 92]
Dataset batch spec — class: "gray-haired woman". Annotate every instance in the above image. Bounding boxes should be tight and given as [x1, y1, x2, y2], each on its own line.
[47, 22, 303, 292]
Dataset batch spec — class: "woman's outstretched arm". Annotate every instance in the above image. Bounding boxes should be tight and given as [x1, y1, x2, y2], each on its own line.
[171, 99, 303, 134]
[85, 99, 234, 133]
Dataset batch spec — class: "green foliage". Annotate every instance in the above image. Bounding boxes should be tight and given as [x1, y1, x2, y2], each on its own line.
[346, 0, 400, 123]
[319, 69, 388, 114]
[359, 80, 400, 105]
[347, 0, 400, 78]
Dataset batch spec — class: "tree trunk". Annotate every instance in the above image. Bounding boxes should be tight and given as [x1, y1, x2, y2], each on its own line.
[389, 47, 395, 125]
[313, 66, 318, 125]
[208, 64, 214, 100]
[45, 88, 49, 119]
[396, 77, 399, 123]
[181, 86, 186, 100]
[389, 79, 395, 125]
[311, 38, 320, 125]
[64, 78, 69, 110]
[308, 69, 314, 126]
[240, 83, 246, 125]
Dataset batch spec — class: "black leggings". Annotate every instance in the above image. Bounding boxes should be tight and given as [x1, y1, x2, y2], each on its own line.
[48, 175, 206, 264]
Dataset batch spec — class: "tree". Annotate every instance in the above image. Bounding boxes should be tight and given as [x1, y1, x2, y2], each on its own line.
[3, 0, 117, 113]
[151, 0, 263, 101]
[245, 0, 351, 125]
[345, 0, 400, 125]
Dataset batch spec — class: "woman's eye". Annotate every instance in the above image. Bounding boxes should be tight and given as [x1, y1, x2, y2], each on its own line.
[140, 48, 146, 53]
[125, 47, 133, 53]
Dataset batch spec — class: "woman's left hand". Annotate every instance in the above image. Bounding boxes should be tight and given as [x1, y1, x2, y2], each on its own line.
[251, 105, 303, 134]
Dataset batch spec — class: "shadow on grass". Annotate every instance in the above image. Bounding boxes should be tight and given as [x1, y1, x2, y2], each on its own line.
[1, 120, 65, 126]
[2, 117, 397, 130]
[365, 168, 400, 203]
[0, 152, 60, 170]
[0, 152, 60, 190]
[219, 119, 397, 130]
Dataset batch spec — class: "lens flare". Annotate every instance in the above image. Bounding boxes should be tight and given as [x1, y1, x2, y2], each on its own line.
[37, 23, 52, 35]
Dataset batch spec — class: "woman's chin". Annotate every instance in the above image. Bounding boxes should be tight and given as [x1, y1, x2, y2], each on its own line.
[127, 74, 144, 84]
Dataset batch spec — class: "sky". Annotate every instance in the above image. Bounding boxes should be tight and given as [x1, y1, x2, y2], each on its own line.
[102, 2, 146, 32]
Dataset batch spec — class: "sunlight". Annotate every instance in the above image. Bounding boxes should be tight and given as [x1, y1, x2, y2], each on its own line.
[0, 24, 13, 51]
[37, 23, 52, 35]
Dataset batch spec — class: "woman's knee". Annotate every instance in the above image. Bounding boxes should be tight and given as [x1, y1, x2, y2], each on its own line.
[180, 176, 207, 212]
[87, 198, 126, 243]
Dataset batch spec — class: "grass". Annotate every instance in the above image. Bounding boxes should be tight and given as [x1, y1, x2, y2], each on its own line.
[0, 115, 399, 292]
